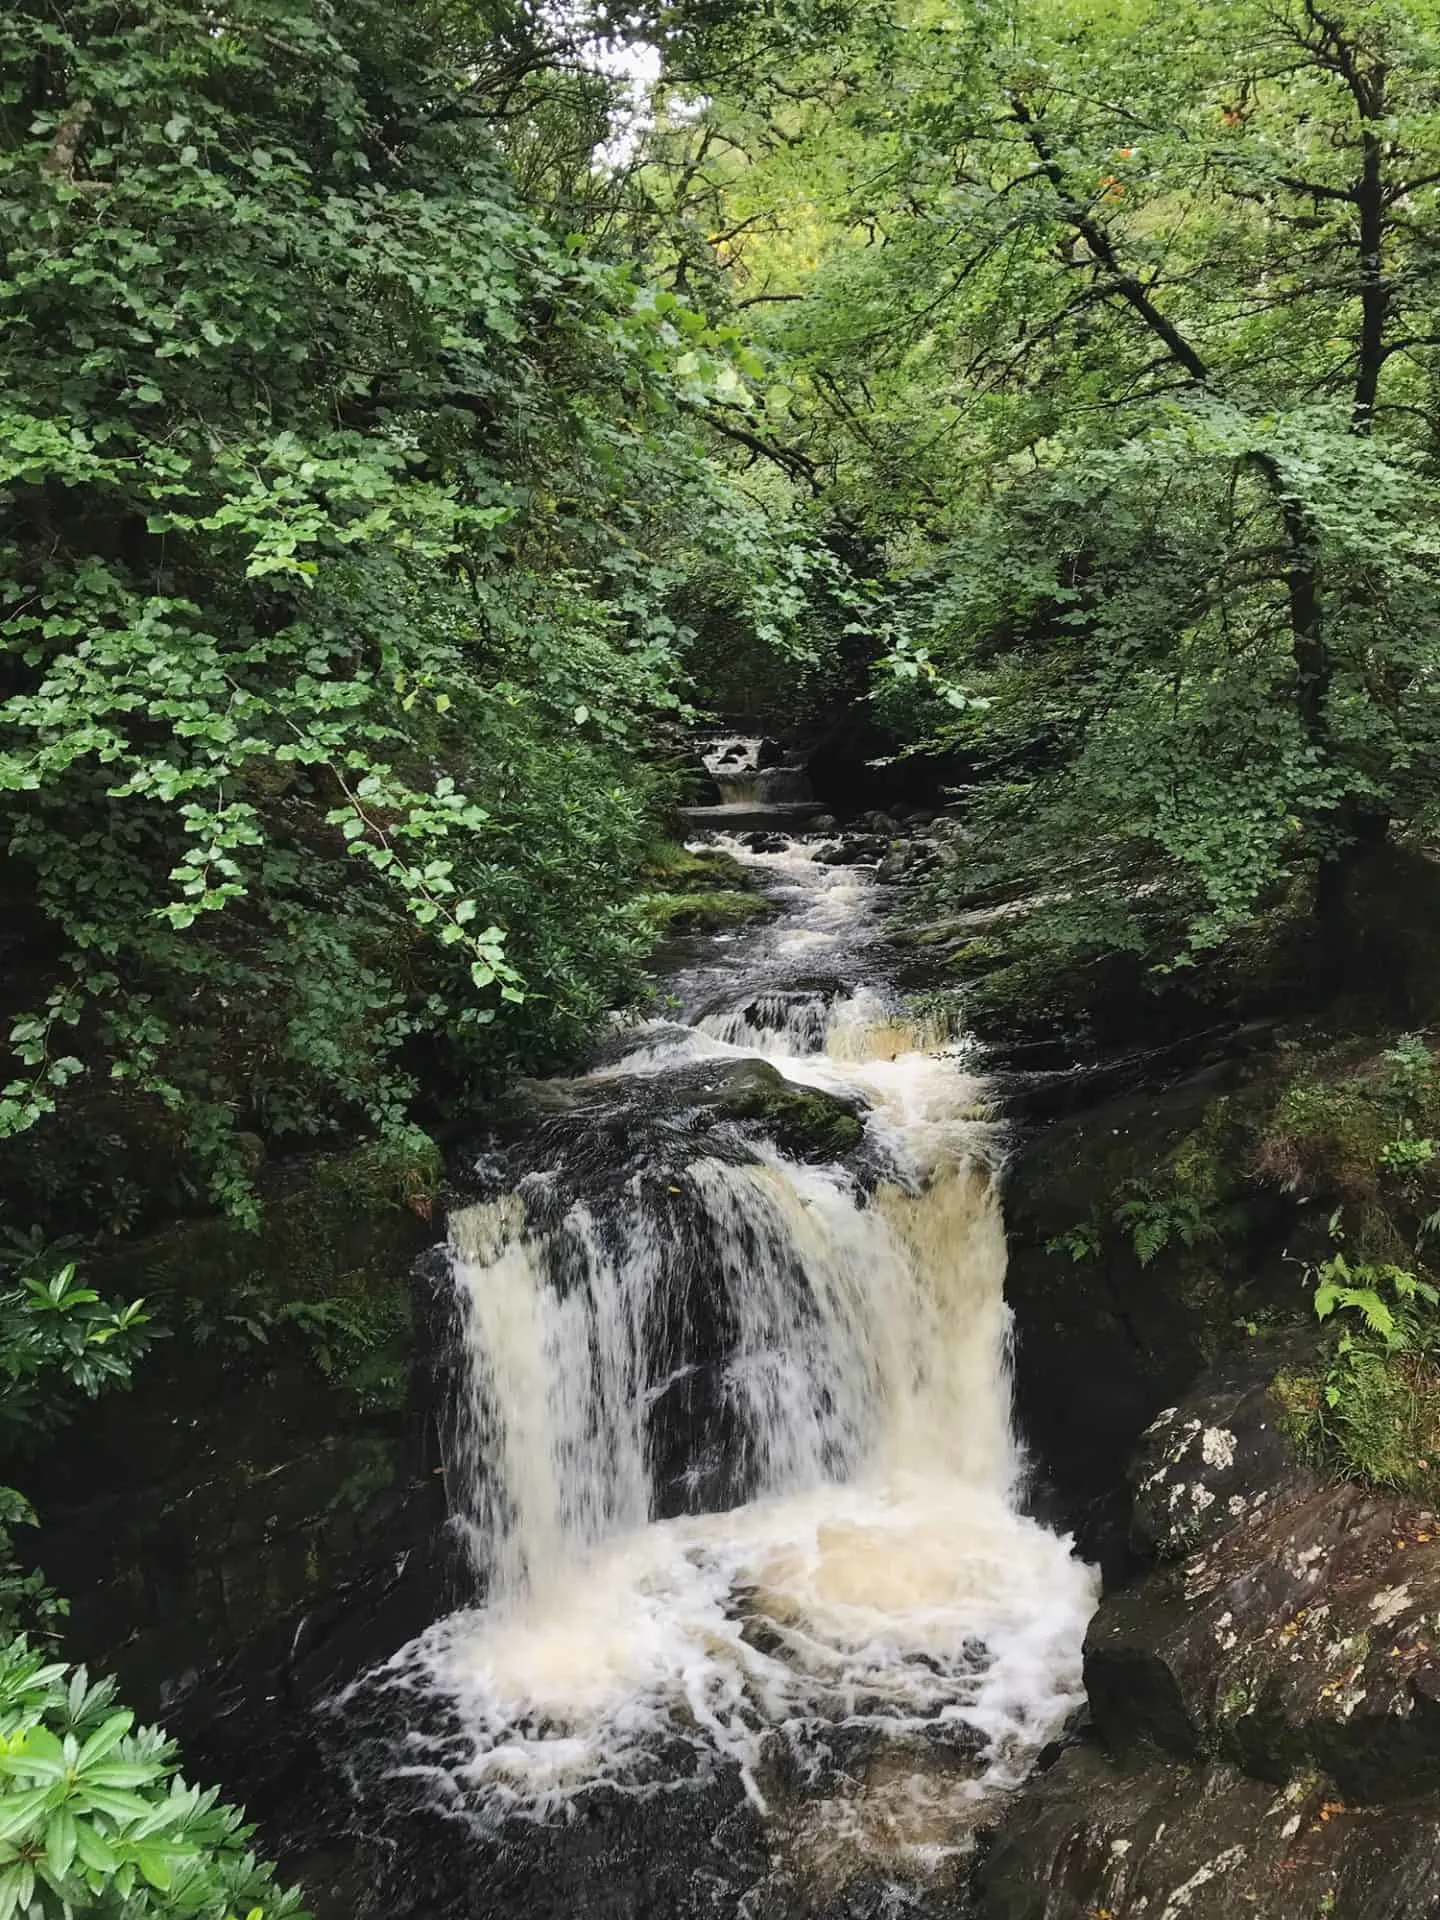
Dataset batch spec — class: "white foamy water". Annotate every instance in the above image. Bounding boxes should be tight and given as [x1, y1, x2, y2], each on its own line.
[357, 831, 1097, 1885]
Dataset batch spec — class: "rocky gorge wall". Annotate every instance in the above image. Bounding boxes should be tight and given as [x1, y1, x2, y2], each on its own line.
[957, 847, 1440, 1918]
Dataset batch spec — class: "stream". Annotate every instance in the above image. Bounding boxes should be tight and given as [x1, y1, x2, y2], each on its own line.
[328, 825, 1099, 1916]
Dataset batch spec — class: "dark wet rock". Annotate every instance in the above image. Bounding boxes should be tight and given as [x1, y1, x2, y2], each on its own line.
[974, 1743, 1440, 1920]
[816, 837, 888, 866]
[493, 1057, 867, 1191]
[710, 1058, 866, 1162]
[877, 842, 939, 884]
[807, 812, 839, 833]
[1002, 1070, 1286, 1574]
[336, 1728, 769, 1920]
[982, 1344, 1440, 1918]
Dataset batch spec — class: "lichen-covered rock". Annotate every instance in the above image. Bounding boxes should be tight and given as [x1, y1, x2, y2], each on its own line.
[974, 1743, 1440, 1920]
[1080, 1344, 1440, 1799]
[1088, 1471, 1440, 1800]
[1127, 1338, 1323, 1561]
[983, 1344, 1440, 1918]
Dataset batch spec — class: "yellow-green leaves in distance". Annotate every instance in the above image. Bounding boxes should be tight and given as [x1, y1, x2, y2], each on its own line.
[645, 0, 1440, 969]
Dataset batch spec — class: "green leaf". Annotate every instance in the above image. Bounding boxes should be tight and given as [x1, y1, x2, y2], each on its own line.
[0, 1786, 57, 1844]
[44, 1804, 77, 1882]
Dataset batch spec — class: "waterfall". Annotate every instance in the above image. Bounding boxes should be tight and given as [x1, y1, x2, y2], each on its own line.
[350, 833, 1097, 1901]
[699, 735, 814, 807]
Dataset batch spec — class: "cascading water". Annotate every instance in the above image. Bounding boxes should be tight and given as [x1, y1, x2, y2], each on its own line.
[340, 834, 1098, 1916]
[700, 736, 814, 808]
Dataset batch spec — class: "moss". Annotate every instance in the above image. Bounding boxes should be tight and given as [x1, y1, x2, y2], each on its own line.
[1165, 1100, 1240, 1208]
[1251, 1033, 1440, 1212]
[1274, 1355, 1440, 1498]
[634, 838, 777, 940]
[642, 839, 756, 893]
[637, 889, 777, 936]
[1219, 1682, 1254, 1722]
[638, 889, 775, 936]
[1273, 1367, 1324, 1437]
[713, 1064, 866, 1162]
[1256, 1066, 1395, 1201]
[945, 936, 1009, 974]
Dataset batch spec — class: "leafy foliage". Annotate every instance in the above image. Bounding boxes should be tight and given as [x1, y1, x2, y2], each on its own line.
[1049, 1183, 1227, 1269]
[1312, 1249, 1440, 1352]
[0, 0, 827, 1228]
[639, 0, 1440, 970]
[0, 1231, 302, 1916]
[0, 1642, 301, 1919]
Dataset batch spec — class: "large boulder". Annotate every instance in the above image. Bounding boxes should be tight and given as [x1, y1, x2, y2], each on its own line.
[1090, 1365, 1440, 1798]
[975, 1743, 1440, 1920]
[976, 1344, 1440, 1918]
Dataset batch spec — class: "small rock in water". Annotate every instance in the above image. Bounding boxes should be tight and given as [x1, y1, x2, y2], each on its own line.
[817, 837, 887, 866]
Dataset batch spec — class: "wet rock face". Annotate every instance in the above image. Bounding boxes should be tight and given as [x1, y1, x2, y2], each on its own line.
[1093, 1468, 1440, 1798]
[816, 837, 889, 867]
[1002, 1074, 1261, 1572]
[489, 1056, 868, 1193]
[975, 1745, 1440, 1920]
[977, 1345, 1440, 1918]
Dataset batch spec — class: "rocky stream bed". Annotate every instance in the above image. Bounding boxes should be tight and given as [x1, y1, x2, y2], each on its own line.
[26, 789, 1440, 1920]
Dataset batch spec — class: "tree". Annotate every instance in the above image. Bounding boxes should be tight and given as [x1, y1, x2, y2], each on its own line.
[0, 0, 820, 1227]
[645, 0, 1440, 969]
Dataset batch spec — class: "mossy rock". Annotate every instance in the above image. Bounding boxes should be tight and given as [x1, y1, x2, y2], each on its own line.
[711, 1061, 866, 1162]
[637, 889, 777, 936]
[635, 838, 776, 939]
[642, 840, 757, 893]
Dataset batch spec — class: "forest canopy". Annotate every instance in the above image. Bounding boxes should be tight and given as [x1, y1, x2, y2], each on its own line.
[12, 0, 1440, 1230]
[638, 0, 1440, 967]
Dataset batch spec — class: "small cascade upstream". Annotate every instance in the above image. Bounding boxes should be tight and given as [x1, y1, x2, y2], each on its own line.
[342, 833, 1097, 1915]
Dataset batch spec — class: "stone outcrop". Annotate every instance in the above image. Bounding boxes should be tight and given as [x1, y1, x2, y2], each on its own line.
[975, 1344, 1440, 1919]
